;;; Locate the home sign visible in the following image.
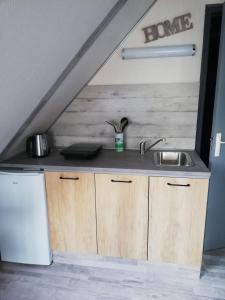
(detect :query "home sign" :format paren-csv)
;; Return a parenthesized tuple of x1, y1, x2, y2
(142, 13, 193, 43)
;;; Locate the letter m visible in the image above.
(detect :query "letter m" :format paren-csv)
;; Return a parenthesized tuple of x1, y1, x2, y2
(163, 17, 181, 36)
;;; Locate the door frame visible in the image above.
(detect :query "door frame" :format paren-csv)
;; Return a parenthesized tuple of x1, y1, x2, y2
(195, 4, 223, 161)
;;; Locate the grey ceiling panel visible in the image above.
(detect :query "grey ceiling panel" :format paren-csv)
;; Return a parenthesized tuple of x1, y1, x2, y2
(1, 0, 156, 159)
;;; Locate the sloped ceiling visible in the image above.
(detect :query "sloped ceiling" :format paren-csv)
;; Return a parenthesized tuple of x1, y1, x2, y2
(0, 0, 156, 160)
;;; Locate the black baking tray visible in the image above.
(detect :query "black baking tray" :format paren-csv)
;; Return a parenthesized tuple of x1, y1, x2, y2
(60, 143, 102, 159)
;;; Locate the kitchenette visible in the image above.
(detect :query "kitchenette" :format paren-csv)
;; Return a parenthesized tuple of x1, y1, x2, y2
(0, 3, 212, 273)
(2, 1, 225, 299)
(0, 137, 210, 271)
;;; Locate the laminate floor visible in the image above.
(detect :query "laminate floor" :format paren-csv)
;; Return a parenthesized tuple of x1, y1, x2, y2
(0, 249, 225, 300)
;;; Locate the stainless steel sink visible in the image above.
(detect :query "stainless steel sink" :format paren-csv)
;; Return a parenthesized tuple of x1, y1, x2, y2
(154, 151, 194, 167)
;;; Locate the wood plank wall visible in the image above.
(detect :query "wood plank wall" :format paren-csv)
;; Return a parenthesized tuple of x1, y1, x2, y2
(49, 82, 199, 150)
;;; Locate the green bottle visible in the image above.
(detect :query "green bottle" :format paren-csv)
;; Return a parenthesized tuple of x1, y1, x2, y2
(115, 133, 124, 152)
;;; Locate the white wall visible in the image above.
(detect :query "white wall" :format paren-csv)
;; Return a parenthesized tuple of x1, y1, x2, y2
(0, 0, 117, 153)
(90, 0, 223, 85)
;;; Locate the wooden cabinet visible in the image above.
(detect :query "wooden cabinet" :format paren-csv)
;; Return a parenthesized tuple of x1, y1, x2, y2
(95, 174, 148, 260)
(148, 177, 209, 267)
(45, 172, 97, 254)
(45, 170, 209, 267)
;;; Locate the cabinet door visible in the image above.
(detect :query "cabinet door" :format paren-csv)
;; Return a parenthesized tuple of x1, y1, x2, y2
(45, 172, 97, 254)
(148, 177, 209, 267)
(95, 174, 148, 260)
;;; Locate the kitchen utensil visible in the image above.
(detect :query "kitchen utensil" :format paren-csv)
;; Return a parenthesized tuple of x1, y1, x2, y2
(26, 134, 50, 158)
(106, 121, 118, 133)
(106, 117, 129, 133)
(60, 143, 102, 159)
(120, 117, 129, 132)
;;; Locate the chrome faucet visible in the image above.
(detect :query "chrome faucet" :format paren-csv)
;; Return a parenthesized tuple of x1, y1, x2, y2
(140, 138, 166, 155)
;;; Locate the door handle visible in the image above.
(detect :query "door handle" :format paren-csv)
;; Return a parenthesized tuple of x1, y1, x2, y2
(111, 179, 132, 183)
(215, 133, 225, 157)
(167, 183, 190, 187)
(59, 176, 79, 181)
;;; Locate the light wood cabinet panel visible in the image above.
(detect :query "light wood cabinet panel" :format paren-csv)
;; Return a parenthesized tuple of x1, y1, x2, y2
(45, 172, 97, 254)
(148, 177, 209, 267)
(95, 174, 148, 260)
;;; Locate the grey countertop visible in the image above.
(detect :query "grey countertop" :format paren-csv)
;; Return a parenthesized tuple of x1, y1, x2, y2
(0, 149, 210, 179)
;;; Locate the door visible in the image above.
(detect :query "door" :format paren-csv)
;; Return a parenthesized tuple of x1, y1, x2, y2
(0, 172, 51, 265)
(148, 177, 209, 267)
(95, 174, 148, 260)
(204, 3, 225, 250)
(45, 172, 97, 254)
(195, 4, 222, 166)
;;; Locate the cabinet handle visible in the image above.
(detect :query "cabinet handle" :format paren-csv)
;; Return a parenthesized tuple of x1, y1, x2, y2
(59, 176, 79, 181)
(111, 179, 132, 183)
(167, 183, 190, 187)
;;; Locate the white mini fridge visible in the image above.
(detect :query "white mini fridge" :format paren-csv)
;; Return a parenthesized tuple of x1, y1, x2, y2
(0, 171, 52, 265)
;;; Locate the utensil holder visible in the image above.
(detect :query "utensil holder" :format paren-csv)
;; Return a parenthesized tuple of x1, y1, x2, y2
(115, 133, 124, 152)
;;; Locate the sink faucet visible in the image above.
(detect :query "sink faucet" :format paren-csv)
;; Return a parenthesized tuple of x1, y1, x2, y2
(140, 138, 166, 155)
